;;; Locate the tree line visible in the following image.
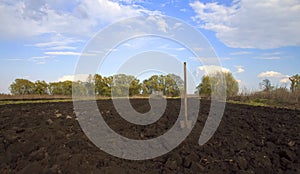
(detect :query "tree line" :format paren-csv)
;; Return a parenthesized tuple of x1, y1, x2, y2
(11, 73, 299, 98)
(9, 72, 242, 98)
(259, 74, 300, 93)
(9, 74, 184, 97)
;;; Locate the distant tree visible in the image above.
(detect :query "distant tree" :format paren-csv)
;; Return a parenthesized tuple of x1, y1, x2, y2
(197, 72, 239, 97)
(165, 74, 183, 97)
(142, 75, 160, 94)
(142, 74, 183, 97)
(72, 81, 87, 96)
(260, 79, 274, 92)
(85, 74, 94, 96)
(62, 81, 73, 95)
(111, 74, 141, 97)
(10, 79, 35, 95)
(289, 74, 300, 93)
(49, 81, 73, 95)
(49, 82, 62, 95)
(225, 72, 239, 97)
(129, 78, 141, 96)
(34, 80, 48, 95)
(103, 76, 113, 96)
(93, 74, 114, 96)
(197, 76, 211, 97)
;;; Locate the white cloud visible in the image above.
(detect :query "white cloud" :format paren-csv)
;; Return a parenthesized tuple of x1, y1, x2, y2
(30, 34, 82, 50)
(180, 8, 187, 12)
(28, 56, 52, 64)
(0, 0, 156, 39)
(254, 56, 281, 60)
(0, 58, 24, 61)
(280, 78, 290, 83)
(197, 65, 230, 76)
(230, 51, 252, 55)
(158, 44, 186, 51)
(175, 47, 185, 51)
(45, 51, 82, 56)
(262, 52, 282, 56)
(257, 71, 291, 83)
(258, 71, 285, 78)
(254, 52, 282, 60)
(44, 51, 95, 56)
(30, 56, 51, 59)
(46, 46, 77, 50)
(258, 71, 291, 84)
(58, 74, 90, 82)
(147, 15, 168, 32)
(190, 0, 300, 49)
(234, 66, 244, 73)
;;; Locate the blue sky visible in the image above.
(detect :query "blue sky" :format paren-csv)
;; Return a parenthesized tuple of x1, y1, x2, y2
(0, 0, 299, 94)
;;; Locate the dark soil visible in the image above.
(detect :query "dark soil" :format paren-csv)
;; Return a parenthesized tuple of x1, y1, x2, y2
(0, 99, 299, 173)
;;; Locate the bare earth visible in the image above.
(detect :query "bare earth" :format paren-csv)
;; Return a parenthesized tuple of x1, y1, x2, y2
(0, 99, 299, 173)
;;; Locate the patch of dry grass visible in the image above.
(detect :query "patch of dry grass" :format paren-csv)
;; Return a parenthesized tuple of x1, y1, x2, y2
(229, 88, 300, 109)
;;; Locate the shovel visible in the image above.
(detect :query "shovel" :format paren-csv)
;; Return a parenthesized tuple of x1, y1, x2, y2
(180, 62, 192, 129)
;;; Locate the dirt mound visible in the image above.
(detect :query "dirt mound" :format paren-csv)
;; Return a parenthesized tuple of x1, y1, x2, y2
(0, 99, 299, 173)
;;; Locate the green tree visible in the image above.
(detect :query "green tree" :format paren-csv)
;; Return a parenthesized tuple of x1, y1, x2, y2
(103, 76, 113, 96)
(142, 75, 160, 94)
(141, 74, 182, 97)
(111, 74, 141, 97)
(289, 74, 300, 93)
(94, 74, 113, 96)
(225, 72, 239, 97)
(197, 72, 239, 97)
(260, 79, 273, 92)
(49, 81, 73, 95)
(49, 82, 62, 95)
(85, 74, 94, 96)
(72, 81, 87, 96)
(164, 74, 183, 97)
(62, 81, 73, 95)
(10, 79, 35, 95)
(197, 76, 211, 97)
(129, 78, 141, 96)
(34, 80, 48, 95)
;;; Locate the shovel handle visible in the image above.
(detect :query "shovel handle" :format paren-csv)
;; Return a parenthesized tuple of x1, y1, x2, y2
(184, 62, 188, 123)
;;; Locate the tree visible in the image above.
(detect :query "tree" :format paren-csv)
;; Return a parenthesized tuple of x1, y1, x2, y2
(62, 81, 73, 95)
(225, 72, 239, 97)
(34, 80, 48, 95)
(165, 74, 183, 97)
(289, 74, 300, 93)
(94, 74, 113, 96)
(49, 81, 73, 95)
(197, 72, 239, 97)
(197, 76, 211, 97)
(10, 79, 35, 95)
(85, 74, 94, 96)
(129, 78, 141, 96)
(142, 74, 183, 97)
(260, 79, 273, 92)
(142, 75, 160, 94)
(111, 74, 141, 97)
(72, 81, 87, 96)
(49, 82, 63, 95)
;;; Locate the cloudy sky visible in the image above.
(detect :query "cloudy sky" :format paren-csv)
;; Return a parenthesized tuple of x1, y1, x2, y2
(1, 0, 299, 93)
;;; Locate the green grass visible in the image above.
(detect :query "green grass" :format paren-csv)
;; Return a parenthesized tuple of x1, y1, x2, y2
(227, 99, 300, 110)
(0, 99, 73, 105)
(228, 100, 268, 107)
(2, 97, 297, 110)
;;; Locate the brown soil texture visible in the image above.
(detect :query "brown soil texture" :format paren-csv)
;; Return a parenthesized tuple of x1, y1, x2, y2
(0, 99, 299, 174)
